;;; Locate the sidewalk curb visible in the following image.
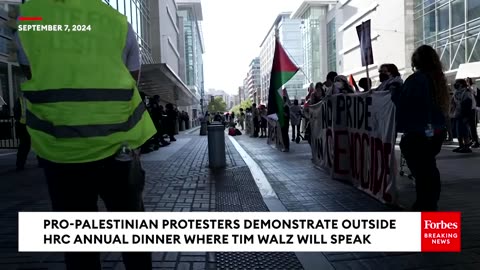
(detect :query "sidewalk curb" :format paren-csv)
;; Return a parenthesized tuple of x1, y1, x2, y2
(184, 126, 201, 135)
(228, 136, 335, 270)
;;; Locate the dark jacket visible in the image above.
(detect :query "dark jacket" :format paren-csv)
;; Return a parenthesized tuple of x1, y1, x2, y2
(392, 71, 446, 134)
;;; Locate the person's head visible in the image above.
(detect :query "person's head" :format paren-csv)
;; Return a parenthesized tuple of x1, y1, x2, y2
(411, 45, 449, 114)
(293, 99, 299, 106)
(378, 64, 400, 82)
(252, 103, 256, 108)
(334, 76, 345, 89)
(454, 79, 468, 90)
(359, 77, 372, 91)
(466, 77, 474, 86)
(240, 108, 244, 112)
(326, 72, 338, 83)
(153, 95, 160, 103)
(166, 103, 174, 110)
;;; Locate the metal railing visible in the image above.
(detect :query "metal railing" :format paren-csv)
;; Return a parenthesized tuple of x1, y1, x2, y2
(0, 116, 19, 149)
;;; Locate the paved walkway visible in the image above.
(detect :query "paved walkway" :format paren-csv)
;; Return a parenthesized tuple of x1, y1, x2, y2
(1, 127, 480, 269)
(0, 129, 304, 270)
(232, 134, 480, 269)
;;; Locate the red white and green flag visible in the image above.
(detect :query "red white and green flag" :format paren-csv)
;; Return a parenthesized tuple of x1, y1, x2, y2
(267, 39, 299, 128)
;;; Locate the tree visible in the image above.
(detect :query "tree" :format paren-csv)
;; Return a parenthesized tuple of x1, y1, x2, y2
(208, 96, 227, 113)
(231, 99, 253, 115)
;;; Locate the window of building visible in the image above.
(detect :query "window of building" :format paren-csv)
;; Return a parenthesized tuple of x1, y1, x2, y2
(468, 0, 480, 22)
(452, 0, 465, 27)
(424, 10, 436, 38)
(437, 3, 449, 32)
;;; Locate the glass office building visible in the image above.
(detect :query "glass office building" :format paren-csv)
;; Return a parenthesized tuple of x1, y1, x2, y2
(414, 0, 480, 74)
(103, 0, 154, 64)
(297, 6, 329, 86)
(0, 2, 25, 118)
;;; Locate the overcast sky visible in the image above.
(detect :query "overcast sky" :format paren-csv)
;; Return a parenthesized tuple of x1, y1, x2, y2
(201, 0, 302, 95)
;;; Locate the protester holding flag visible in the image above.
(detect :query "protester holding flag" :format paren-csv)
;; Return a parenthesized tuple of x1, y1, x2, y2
(266, 38, 300, 152)
(375, 64, 403, 92)
(394, 45, 449, 211)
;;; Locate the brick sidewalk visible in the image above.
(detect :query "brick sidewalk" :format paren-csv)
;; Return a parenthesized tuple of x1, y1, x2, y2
(0, 133, 304, 270)
(233, 135, 480, 269)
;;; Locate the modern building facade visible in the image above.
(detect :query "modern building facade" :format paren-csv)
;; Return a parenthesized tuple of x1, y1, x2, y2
(0, 1, 23, 120)
(246, 57, 261, 104)
(411, 0, 480, 82)
(177, 0, 205, 115)
(293, 0, 410, 87)
(103, 0, 200, 116)
(260, 12, 305, 104)
(292, 2, 335, 88)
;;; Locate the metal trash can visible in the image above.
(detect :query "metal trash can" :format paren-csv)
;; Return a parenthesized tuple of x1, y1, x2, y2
(207, 123, 226, 169)
(200, 120, 208, 136)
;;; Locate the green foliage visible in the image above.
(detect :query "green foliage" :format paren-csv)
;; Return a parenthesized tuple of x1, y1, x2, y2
(231, 99, 253, 115)
(207, 96, 227, 113)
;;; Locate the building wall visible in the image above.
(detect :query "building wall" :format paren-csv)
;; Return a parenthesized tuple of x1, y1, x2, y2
(412, 0, 480, 80)
(301, 6, 329, 85)
(155, 0, 181, 73)
(333, 0, 407, 85)
(260, 13, 305, 104)
(278, 18, 305, 100)
(0, 1, 24, 117)
(104, 0, 154, 64)
(247, 57, 260, 103)
(260, 29, 275, 104)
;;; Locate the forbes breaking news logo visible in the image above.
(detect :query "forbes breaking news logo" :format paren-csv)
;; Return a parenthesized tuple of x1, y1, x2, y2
(421, 212, 461, 252)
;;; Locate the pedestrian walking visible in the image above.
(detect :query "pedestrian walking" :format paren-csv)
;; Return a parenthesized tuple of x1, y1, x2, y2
(450, 79, 474, 153)
(252, 103, 260, 137)
(466, 77, 479, 148)
(259, 105, 267, 138)
(238, 108, 245, 130)
(393, 45, 449, 211)
(290, 99, 302, 142)
(16, 0, 155, 269)
(281, 96, 290, 152)
(13, 95, 31, 171)
(165, 103, 177, 142)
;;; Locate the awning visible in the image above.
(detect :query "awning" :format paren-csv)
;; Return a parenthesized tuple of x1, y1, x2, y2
(139, 63, 199, 106)
(455, 61, 480, 80)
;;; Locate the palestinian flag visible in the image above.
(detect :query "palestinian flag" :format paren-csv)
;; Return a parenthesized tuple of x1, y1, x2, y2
(267, 39, 299, 128)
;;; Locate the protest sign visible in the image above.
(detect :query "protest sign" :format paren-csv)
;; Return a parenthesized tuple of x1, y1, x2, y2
(309, 91, 397, 203)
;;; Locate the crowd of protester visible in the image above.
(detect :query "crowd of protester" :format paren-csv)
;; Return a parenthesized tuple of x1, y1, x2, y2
(140, 94, 195, 154)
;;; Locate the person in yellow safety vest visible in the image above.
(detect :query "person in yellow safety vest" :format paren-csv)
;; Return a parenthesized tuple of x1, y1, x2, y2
(13, 95, 31, 171)
(16, 0, 156, 269)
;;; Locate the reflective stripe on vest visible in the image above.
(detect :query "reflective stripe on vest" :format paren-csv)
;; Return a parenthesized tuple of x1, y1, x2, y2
(18, 0, 156, 163)
(23, 88, 134, 103)
(26, 101, 146, 138)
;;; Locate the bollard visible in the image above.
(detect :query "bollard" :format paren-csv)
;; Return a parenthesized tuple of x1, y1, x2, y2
(207, 123, 226, 169)
(200, 120, 208, 136)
